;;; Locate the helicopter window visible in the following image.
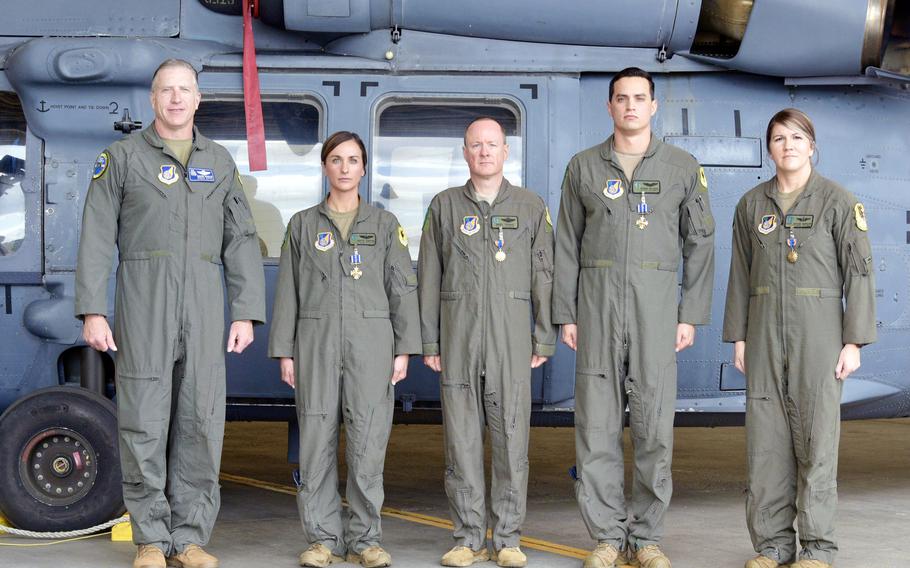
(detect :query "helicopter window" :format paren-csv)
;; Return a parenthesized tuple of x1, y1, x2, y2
(0, 92, 27, 259)
(194, 98, 321, 259)
(371, 102, 522, 260)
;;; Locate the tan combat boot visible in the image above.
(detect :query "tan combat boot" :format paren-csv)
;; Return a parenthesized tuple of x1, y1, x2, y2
(299, 543, 344, 567)
(166, 544, 218, 568)
(134, 545, 166, 568)
(492, 546, 528, 568)
(790, 560, 832, 568)
(347, 545, 392, 568)
(583, 543, 620, 568)
(745, 554, 782, 568)
(616, 548, 636, 568)
(440, 545, 490, 567)
(628, 545, 671, 568)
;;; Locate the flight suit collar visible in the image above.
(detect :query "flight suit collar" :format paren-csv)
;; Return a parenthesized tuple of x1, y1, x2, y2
(462, 177, 514, 207)
(141, 122, 211, 153)
(599, 134, 661, 164)
(317, 195, 377, 228)
(764, 168, 821, 201)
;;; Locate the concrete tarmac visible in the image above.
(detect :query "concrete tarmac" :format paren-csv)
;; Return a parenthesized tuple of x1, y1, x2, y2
(2, 419, 908, 567)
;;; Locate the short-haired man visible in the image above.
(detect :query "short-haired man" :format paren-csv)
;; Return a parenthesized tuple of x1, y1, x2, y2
(554, 67, 715, 568)
(75, 59, 265, 568)
(419, 117, 556, 567)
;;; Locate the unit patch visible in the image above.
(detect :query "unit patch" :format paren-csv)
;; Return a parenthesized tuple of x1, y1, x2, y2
(350, 233, 376, 246)
(491, 215, 519, 229)
(158, 165, 180, 186)
(188, 167, 215, 182)
(757, 214, 777, 235)
(631, 180, 661, 194)
(461, 215, 480, 236)
(92, 152, 109, 180)
(314, 231, 335, 251)
(603, 179, 624, 199)
(397, 226, 409, 247)
(854, 203, 868, 231)
(784, 214, 814, 229)
(698, 167, 708, 191)
(545, 207, 553, 232)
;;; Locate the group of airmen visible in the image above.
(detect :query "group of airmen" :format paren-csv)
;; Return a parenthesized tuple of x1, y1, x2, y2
(74, 59, 876, 568)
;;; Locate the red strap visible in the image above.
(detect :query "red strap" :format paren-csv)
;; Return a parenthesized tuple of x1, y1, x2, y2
(242, 0, 267, 171)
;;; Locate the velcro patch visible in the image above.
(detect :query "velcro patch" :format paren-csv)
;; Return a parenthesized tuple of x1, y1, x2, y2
(631, 180, 661, 194)
(350, 233, 376, 246)
(784, 214, 814, 229)
(491, 215, 519, 229)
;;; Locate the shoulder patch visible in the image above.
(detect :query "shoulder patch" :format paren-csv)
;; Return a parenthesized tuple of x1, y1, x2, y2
(854, 203, 868, 232)
(281, 226, 291, 251)
(698, 167, 708, 192)
(92, 152, 110, 180)
(545, 207, 553, 232)
(397, 225, 409, 247)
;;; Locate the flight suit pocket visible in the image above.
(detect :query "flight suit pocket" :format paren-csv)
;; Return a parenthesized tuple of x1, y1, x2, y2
(847, 240, 872, 276)
(226, 194, 257, 237)
(686, 195, 715, 237)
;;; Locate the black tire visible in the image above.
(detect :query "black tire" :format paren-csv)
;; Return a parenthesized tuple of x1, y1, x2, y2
(0, 386, 124, 531)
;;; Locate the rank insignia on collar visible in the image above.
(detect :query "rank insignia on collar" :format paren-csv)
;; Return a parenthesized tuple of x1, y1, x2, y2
(158, 164, 179, 186)
(461, 215, 480, 236)
(757, 214, 777, 235)
(603, 179, 624, 200)
(92, 152, 109, 180)
(854, 203, 868, 231)
(314, 231, 335, 251)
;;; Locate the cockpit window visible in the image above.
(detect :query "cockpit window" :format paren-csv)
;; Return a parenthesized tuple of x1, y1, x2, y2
(194, 99, 322, 258)
(371, 102, 522, 260)
(0, 92, 27, 258)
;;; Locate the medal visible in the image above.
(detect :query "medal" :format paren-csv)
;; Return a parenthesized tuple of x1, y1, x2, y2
(636, 195, 651, 230)
(495, 227, 506, 262)
(350, 247, 363, 279)
(787, 231, 798, 264)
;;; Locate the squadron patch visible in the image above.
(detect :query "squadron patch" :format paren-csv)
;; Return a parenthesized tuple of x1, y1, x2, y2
(461, 215, 480, 236)
(314, 231, 335, 251)
(545, 207, 553, 232)
(158, 165, 180, 186)
(698, 167, 708, 192)
(603, 179, 624, 200)
(757, 214, 777, 235)
(92, 152, 109, 180)
(854, 203, 868, 231)
(397, 226, 409, 247)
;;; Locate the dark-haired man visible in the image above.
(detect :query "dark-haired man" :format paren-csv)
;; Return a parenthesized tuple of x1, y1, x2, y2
(554, 67, 715, 568)
(76, 59, 265, 568)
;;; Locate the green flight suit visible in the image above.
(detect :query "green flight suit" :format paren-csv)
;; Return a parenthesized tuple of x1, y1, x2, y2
(268, 201, 420, 556)
(553, 136, 715, 551)
(723, 171, 876, 565)
(74, 124, 266, 555)
(418, 180, 556, 551)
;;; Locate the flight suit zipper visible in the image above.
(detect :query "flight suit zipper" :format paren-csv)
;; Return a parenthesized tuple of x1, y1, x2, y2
(480, 205, 490, 376)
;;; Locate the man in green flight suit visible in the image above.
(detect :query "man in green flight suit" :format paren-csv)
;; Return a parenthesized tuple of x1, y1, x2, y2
(75, 59, 266, 568)
(554, 67, 715, 568)
(419, 117, 556, 568)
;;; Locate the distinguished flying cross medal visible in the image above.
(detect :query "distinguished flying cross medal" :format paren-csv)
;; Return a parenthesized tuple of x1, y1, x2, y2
(350, 247, 363, 280)
(787, 230, 798, 263)
(636, 195, 651, 230)
(495, 227, 506, 262)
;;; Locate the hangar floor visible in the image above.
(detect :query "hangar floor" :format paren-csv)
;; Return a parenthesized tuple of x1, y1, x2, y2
(3, 419, 908, 568)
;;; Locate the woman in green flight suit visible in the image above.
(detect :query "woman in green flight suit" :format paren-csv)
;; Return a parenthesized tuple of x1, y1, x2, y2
(268, 131, 421, 568)
(723, 109, 876, 568)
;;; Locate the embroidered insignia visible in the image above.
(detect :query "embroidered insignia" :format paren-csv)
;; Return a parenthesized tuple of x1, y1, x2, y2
(757, 214, 777, 235)
(158, 165, 179, 186)
(698, 167, 708, 191)
(188, 167, 215, 182)
(92, 152, 109, 180)
(314, 231, 335, 251)
(461, 215, 480, 236)
(397, 226, 409, 247)
(603, 179, 624, 200)
(854, 203, 868, 232)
